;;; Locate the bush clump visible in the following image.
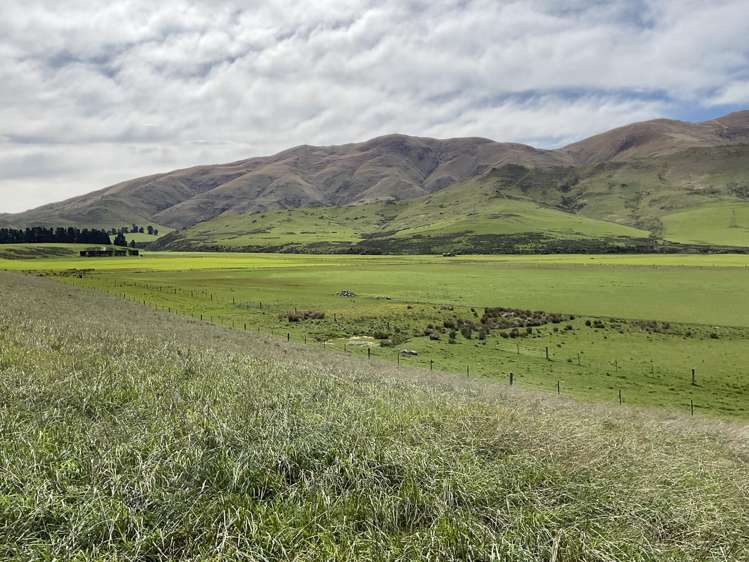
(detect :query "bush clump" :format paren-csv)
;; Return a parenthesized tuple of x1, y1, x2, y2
(287, 310, 325, 322)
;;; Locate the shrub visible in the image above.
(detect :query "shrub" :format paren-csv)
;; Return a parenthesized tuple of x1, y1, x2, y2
(287, 310, 326, 322)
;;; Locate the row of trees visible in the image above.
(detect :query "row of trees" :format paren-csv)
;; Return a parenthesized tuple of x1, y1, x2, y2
(110, 224, 159, 236)
(111, 233, 139, 248)
(0, 227, 112, 245)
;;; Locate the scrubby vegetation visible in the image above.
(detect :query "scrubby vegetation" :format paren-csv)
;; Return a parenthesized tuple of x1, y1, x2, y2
(0, 271, 747, 560)
(287, 309, 326, 322)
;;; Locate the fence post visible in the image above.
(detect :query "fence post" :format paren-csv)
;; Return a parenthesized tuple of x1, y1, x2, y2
(367, 348, 371, 360)
(545, 346, 549, 361)
(557, 381, 560, 395)
(618, 389, 622, 405)
(430, 359, 433, 371)
(691, 368, 696, 386)
(287, 332, 290, 342)
(509, 372, 514, 386)
(690, 399, 694, 416)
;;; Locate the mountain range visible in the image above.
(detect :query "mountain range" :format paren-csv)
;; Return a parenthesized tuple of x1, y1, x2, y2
(3, 110, 749, 253)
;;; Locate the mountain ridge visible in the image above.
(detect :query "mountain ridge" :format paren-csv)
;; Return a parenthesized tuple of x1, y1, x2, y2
(3, 110, 749, 251)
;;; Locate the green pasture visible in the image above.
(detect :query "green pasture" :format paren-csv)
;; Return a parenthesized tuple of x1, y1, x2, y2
(5, 249, 746, 417)
(0, 243, 89, 259)
(662, 200, 749, 247)
(2, 271, 746, 559)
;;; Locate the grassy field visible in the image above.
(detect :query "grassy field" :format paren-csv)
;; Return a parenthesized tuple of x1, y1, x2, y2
(0, 271, 747, 560)
(4, 250, 748, 418)
(662, 200, 749, 247)
(0, 243, 90, 259)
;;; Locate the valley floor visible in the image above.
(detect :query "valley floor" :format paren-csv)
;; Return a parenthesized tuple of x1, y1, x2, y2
(0, 271, 747, 560)
(5, 250, 748, 418)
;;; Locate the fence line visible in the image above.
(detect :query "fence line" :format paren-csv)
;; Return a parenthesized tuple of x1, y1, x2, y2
(67, 277, 709, 417)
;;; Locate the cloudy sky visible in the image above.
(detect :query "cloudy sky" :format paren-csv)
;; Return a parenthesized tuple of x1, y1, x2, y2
(1, 0, 748, 213)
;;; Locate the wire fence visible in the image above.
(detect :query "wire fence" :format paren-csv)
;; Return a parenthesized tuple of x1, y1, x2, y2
(65, 277, 714, 417)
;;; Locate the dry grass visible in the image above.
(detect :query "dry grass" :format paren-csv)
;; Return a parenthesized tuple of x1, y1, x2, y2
(0, 272, 746, 560)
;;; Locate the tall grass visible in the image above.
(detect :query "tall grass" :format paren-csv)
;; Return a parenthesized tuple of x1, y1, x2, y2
(0, 272, 746, 560)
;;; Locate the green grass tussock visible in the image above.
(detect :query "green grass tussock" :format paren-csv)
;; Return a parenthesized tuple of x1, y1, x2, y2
(0, 272, 747, 560)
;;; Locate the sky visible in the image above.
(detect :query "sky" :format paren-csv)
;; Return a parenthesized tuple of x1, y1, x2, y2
(1, 0, 748, 213)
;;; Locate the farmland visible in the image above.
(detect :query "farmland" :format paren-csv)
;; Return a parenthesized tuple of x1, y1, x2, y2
(4, 250, 748, 418)
(0, 270, 747, 560)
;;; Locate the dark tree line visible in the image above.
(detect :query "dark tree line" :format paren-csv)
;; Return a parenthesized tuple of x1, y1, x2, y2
(110, 224, 159, 236)
(0, 227, 112, 245)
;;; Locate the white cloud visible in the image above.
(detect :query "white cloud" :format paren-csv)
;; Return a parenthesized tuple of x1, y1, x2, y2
(709, 81, 749, 106)
(0, 0, 747, 212)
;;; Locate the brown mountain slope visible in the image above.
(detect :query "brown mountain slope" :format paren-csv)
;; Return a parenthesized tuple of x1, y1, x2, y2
(561, 110, 749, 164)
(1, 110, 747, 231)
(153, 136, 571, 228)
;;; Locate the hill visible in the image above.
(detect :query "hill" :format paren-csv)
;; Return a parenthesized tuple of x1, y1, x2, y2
(1, 271, 746, 559)
(155, 178, 654, 253)
(3, 110, 749, 250)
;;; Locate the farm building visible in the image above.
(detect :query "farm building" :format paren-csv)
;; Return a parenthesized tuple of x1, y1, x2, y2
(80, 247, 139, 257)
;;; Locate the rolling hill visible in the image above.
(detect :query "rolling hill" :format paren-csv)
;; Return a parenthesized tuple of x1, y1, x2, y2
(3, 110, 749, 251)
(156, 178, 654, 254)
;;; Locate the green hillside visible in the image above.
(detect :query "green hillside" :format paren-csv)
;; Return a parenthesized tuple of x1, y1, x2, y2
(157, 180, 653, 253)
(156, 144, 749, 253)
(570, 145, 749, 232)
(661, 200, 749, 247)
